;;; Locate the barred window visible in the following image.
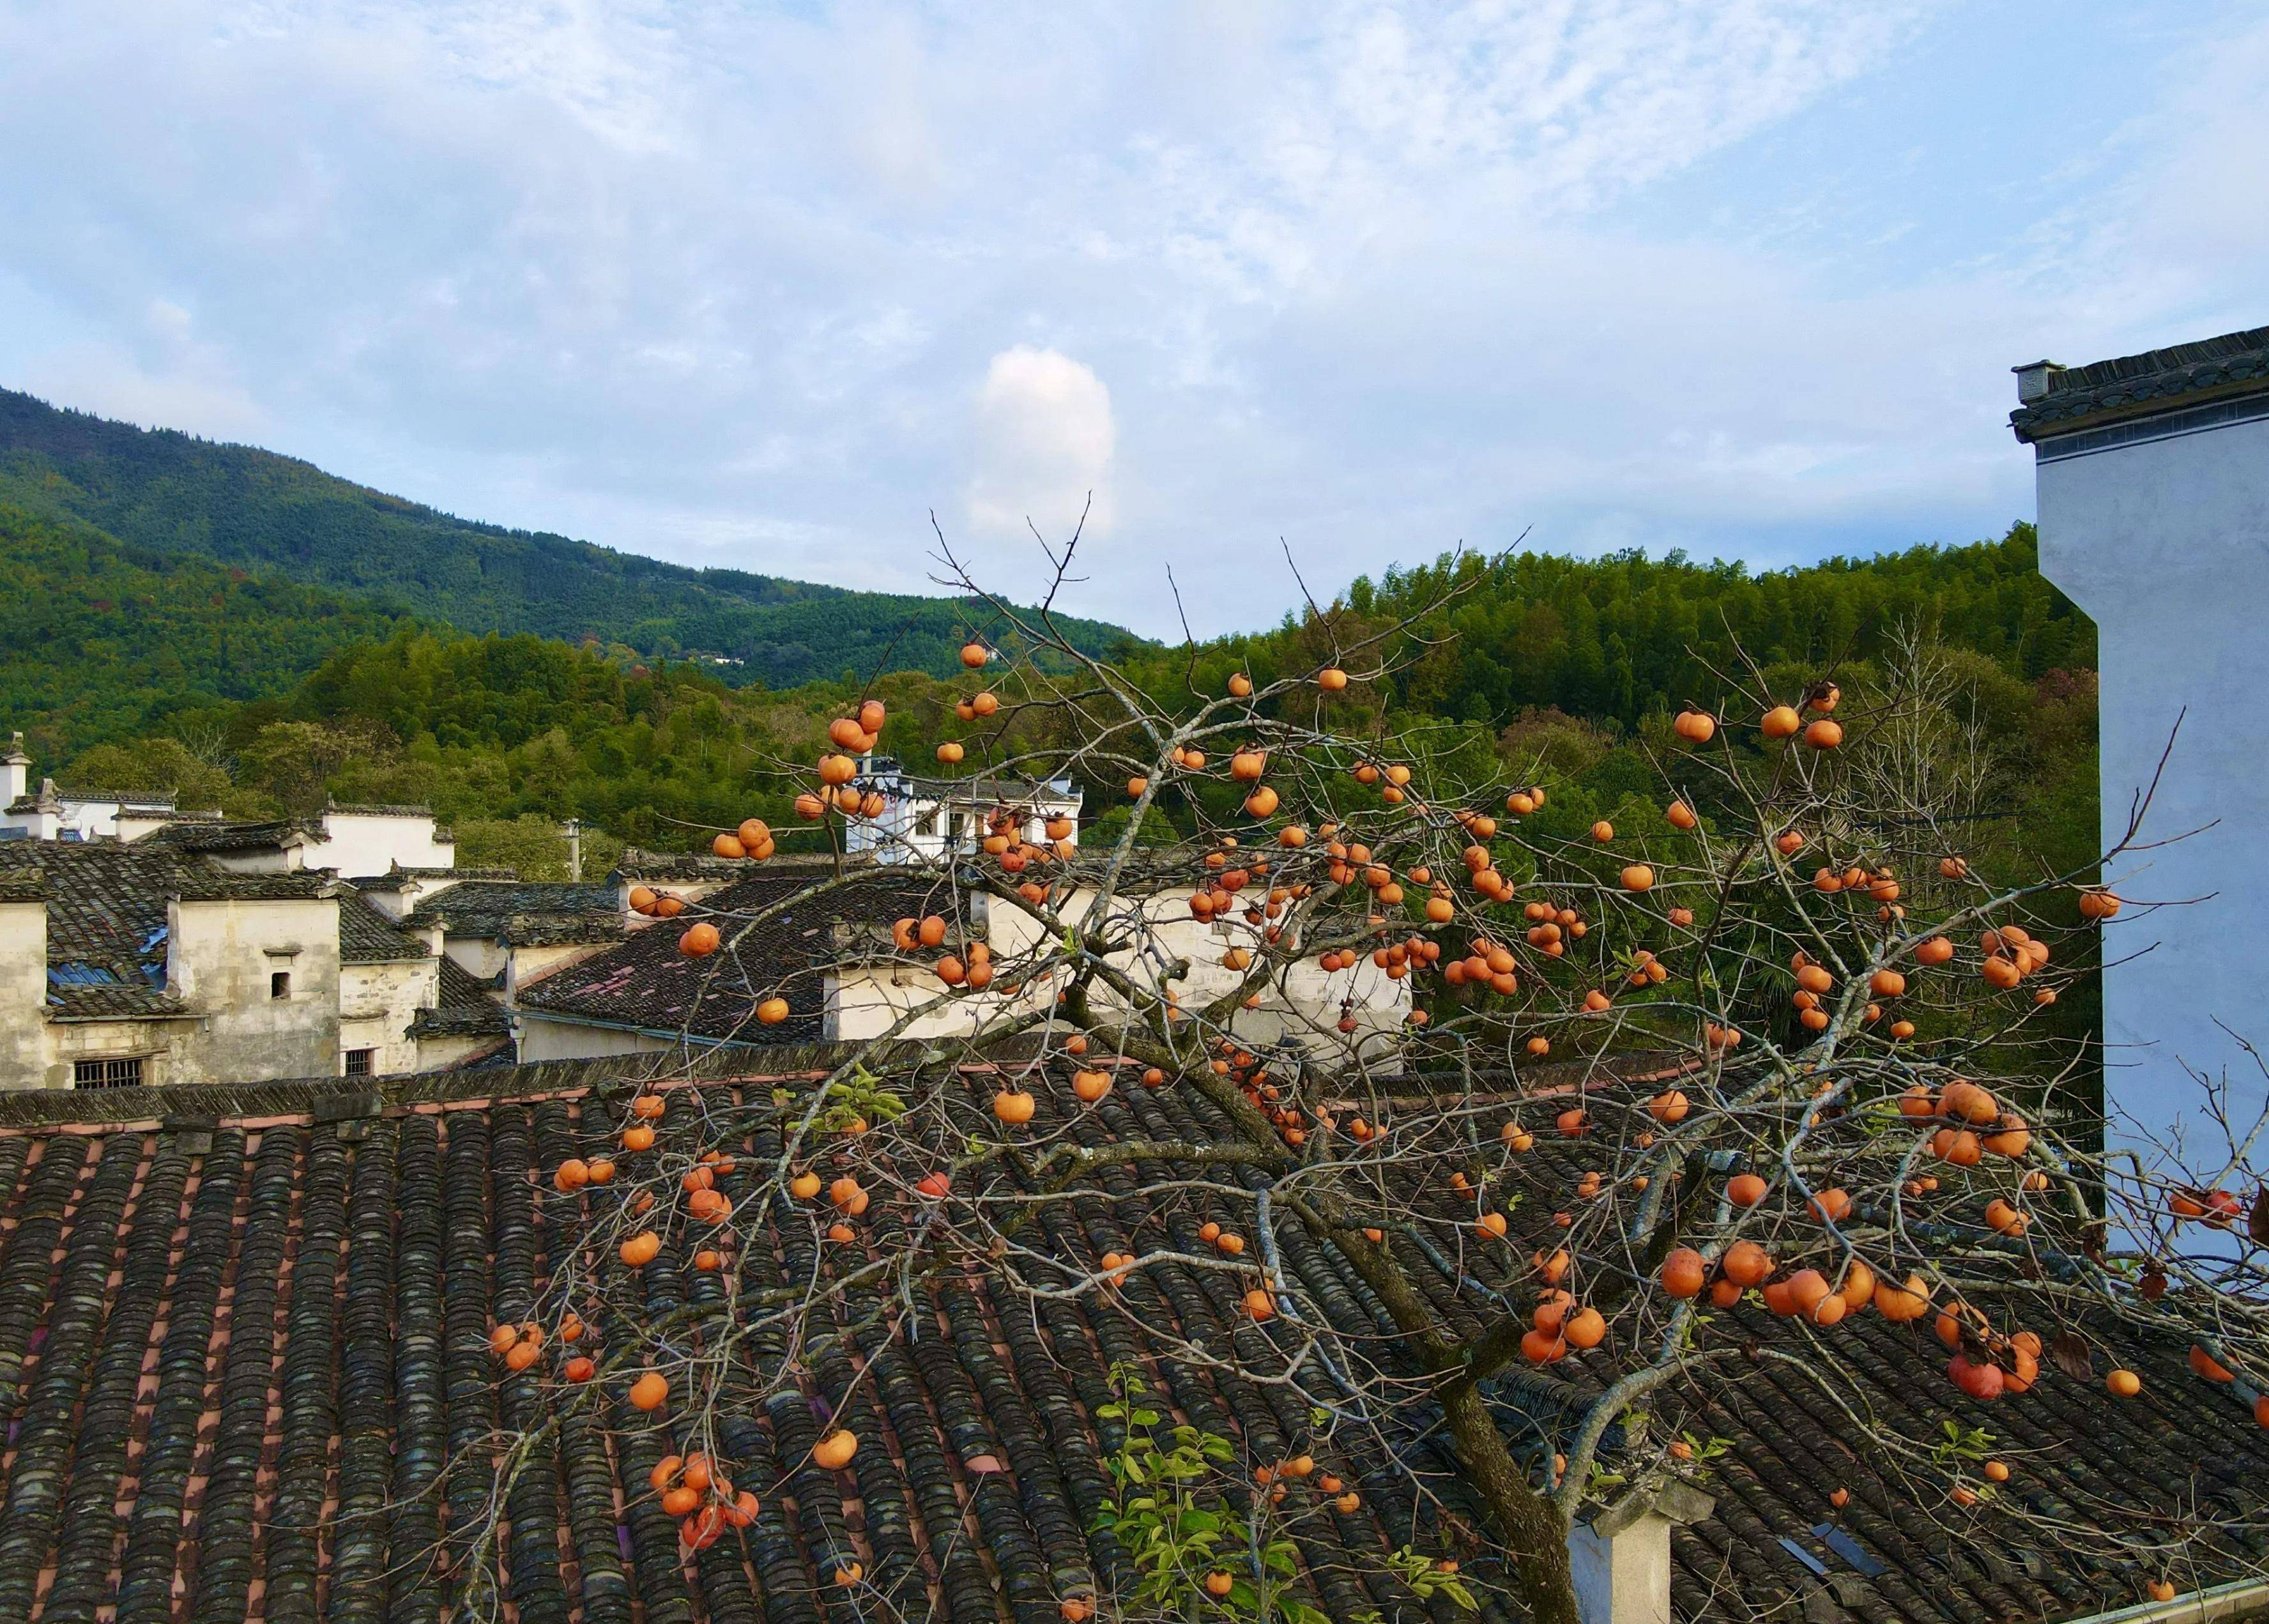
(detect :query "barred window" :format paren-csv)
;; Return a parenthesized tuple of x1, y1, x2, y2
(73, 1055, 144, 1089)
(344, 1048, 374, 1077)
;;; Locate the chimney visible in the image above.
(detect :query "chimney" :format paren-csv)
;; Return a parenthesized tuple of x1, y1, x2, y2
(3, 733, 28, 806)
(2012, 358, 2060, 404)
(1568, 1481, 1714, 1624)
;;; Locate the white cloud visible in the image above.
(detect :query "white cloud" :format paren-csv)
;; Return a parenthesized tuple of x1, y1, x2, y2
(966, 346, 1115, 544)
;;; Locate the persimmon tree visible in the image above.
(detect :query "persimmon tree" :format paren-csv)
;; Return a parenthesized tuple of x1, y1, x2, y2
(460, 535, 2268, 1624)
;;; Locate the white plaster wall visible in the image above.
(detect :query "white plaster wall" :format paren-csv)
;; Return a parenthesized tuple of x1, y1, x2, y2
(517, 1014, 673, 1062)
(165, 896, 341, 1084)
(45, 1018, 199, 1090)
(0, 900, 47, 1090)
(510, 942, 613, 991)
(415, 1029, 510, 1069)
(358, 877, 458, 919)
(846, 785, 1081, 863)
(339, 956, 439, 1076)
(56, 799, 123, 839)
(2035, 414, 2269, 1167)
(202, 846, 302, 875)
(312, 811, 454, 876)
(444, 935, 511, 982)
(1568, 1515, 1672, 1624)
(831, 884, 1410, 1054)
(0, 812, 59, 840)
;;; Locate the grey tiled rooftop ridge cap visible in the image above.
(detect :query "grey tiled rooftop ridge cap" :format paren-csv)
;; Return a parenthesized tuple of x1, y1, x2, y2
(2012, 322, 2269, 441)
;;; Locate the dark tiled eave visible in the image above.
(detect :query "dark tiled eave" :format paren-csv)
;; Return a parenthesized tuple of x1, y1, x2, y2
(2012, 323, 2269, 442)
(0, 1061, 2252, 1623)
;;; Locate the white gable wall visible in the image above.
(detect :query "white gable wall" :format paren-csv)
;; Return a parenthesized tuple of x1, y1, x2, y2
(2034, 410, 2269, 1165)
(313, 810, 455, 876)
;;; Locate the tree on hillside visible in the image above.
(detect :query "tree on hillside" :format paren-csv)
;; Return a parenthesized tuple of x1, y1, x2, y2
(61, 737, 232, 809)
(431, 537, 2261, 1624)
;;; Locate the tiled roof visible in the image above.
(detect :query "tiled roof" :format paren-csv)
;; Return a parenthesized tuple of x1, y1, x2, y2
(518, 865, 955, 1043)
(172, 870, 337, 902)
(325, 800, 436, 816)
(53, 784, 178, 807)
(409, 953, 513, 1038)
(0, 843, 184, 984)
(405, 880, 625, 946)
(613, 845, 745, 882)
(339, 887, 435, 963)
(348, 864, 519, 885)
(2012, 323, 2269, 441)
(0, 1061, 2253, 1623)
(43, 983, 193, 1019)
(0, 843, 346, 998)
(149, 816, 320, 853)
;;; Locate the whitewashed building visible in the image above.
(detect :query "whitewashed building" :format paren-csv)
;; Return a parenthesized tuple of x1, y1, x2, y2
(2013, 323, 2269, 1164)
(844, 756, 1083, 862)
(2, 736, 195, 843)
(515, 854, 1412, 1064)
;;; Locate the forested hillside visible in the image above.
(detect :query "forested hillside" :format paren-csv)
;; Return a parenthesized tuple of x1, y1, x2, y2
(1205, 524, 2089, 726)
(49, 522, 2093, 873)
(0, 503, 407, 753)
(47, 519, 2101, 1061)
(0, 387, 1137, 686)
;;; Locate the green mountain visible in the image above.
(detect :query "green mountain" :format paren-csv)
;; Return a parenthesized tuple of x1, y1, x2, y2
(0, 387, 1139, 687)
(0, 502, 408, 757)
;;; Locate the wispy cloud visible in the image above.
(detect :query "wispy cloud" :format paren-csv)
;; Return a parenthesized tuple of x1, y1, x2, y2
(0, 1, 2261, 636)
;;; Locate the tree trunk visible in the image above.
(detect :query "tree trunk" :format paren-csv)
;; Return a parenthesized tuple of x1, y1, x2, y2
(1441, 1380, 1584, 1624)
(1303, 1212, 1585, 1624)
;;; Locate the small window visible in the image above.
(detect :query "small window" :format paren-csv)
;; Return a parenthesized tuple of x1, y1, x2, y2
(344, 1048, 374, 1077)
(73, 1055, 144, 1089)
(271, 971, 291, 1000)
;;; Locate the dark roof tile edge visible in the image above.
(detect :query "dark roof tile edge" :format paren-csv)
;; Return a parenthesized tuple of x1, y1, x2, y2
(2012, 323, 2269, 441)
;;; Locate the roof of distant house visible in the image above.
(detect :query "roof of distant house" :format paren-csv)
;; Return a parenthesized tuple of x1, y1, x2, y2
(2012, 323, 2269, 442)
(403, 879, 625, 947)
(346, 864, 520, 886)
(612, 846, 745, 882)
(337, 887, 435, 964)
(0, 1058, 2253, 1623)
(0, 842, 197, 986)
(149, 817, 321, 854)
(323, 800, 438, 818)
(53, 784, 179, 808)
(4, 778, 179, 813)
(407, 953, 512, 1039)
(0, 843, 347, 1011)
(517, 862, 955, 1042)
(43, 983, 194, 1020)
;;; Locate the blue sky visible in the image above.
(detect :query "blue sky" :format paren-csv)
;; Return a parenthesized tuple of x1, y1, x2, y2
(3, 1, 2264, 638)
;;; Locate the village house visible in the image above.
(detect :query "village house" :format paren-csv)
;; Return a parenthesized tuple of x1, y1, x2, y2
(2014, 322, 2269, 1159)
(399, 878, 626, 993)
(0, 749, 522, 1085)
(0, 837, 516, 1088)
(515, 851, 1412, 1063)
(2, 737, 462, 867)
(844, 755, 1083, 862)
(1, 734, 201, 841)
